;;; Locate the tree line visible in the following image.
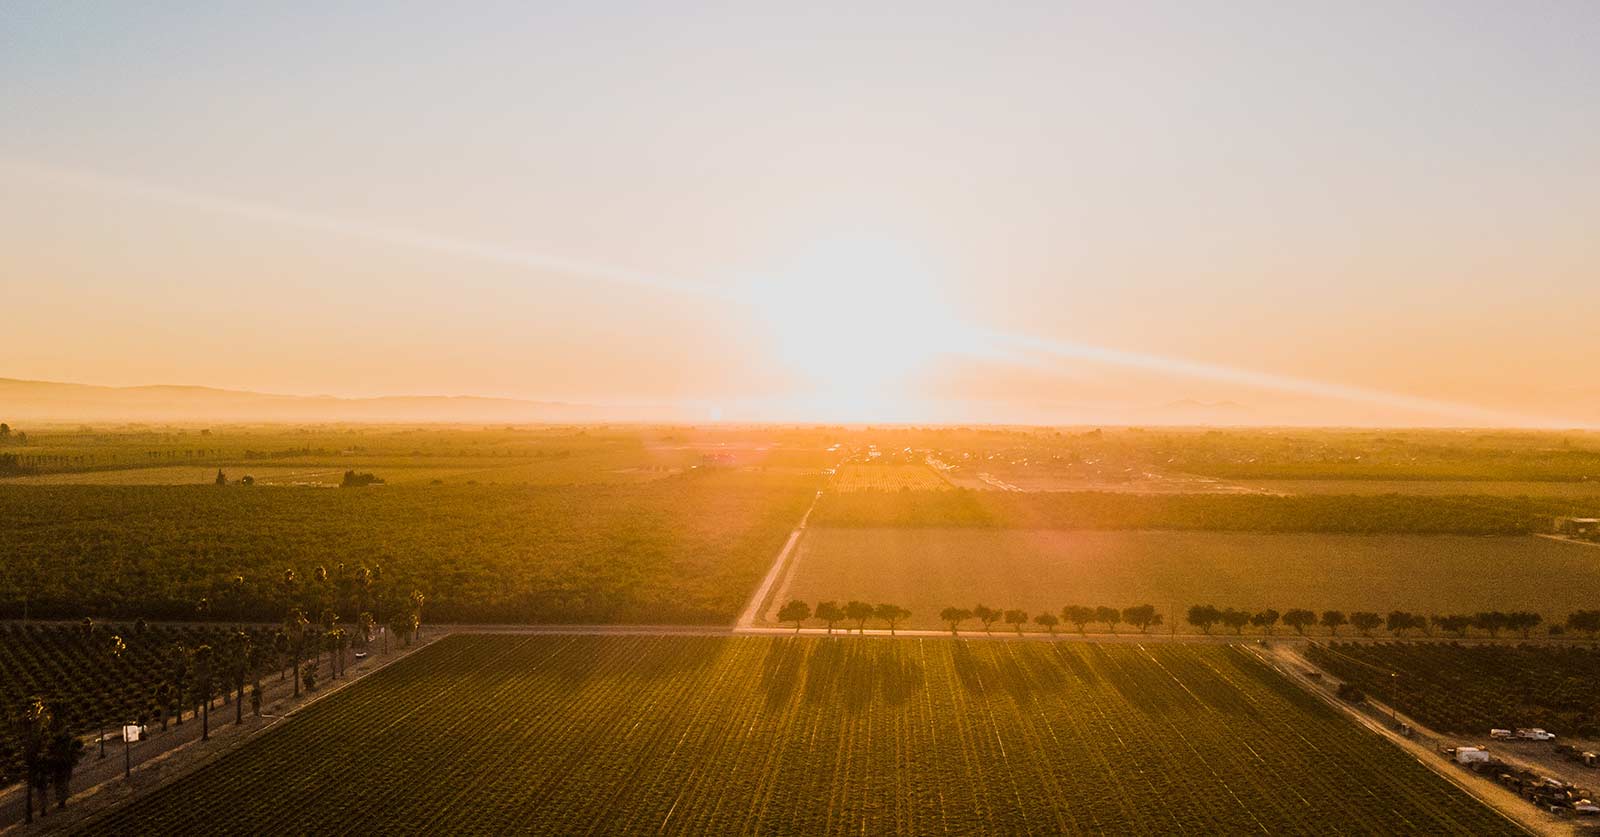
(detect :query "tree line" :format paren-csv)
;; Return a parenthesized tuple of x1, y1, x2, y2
(774, 600, 1600, 640)
(1183, 607, 1600, 639)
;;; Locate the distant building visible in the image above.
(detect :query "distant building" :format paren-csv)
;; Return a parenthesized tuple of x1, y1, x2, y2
(1554, 517, 1600, 539)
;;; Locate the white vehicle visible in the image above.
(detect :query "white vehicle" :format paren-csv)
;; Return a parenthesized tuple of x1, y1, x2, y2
(1516, 728, 1556, 741)
(1490, 729, 1515, 740)
(1573, 800, 1600, 817)
(1454, 746, 1492, 764)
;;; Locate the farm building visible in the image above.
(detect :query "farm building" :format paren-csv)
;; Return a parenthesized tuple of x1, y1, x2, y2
(1554, 517, 1600, 539)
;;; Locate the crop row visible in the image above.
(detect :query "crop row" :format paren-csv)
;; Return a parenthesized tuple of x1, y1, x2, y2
(83, 635, 1519, 835)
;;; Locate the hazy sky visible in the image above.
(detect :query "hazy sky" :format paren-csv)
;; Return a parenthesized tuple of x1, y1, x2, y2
(3, 2, 1598, 425)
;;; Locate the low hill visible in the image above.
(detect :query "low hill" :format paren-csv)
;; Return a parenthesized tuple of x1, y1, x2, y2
(0, 378, 661, 423)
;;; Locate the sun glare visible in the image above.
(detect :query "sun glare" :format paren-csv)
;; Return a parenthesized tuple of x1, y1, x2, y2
(745, 237, 965, 421)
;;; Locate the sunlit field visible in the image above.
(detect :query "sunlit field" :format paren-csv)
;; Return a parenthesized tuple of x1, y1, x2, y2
(77, 635, 1520, 836)
(10, 4, 1600, 833)
(829, 463, 950, 492)
(0, 471, 820, 623)
(776, 528, 1600, 632)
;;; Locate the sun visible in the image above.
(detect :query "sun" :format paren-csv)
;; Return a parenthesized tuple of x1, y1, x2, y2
(744, 236, 964, 420)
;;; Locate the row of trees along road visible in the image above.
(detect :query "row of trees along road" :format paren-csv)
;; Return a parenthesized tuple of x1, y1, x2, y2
(7, 578, 427, 822)
(776, 601, 912, 634)
(773, 602, 1165, 635)
(11, 696, 83, 824)
(1185, 607, 1600, 638)
(773, 602, 1600, 640)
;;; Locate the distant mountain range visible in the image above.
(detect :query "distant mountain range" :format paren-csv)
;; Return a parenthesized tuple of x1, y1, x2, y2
(0, 378, 671, 424)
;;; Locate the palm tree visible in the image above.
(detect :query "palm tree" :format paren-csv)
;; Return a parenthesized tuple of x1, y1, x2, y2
(407, 590, 427, 641)
(286, 611, 309, 697)
(192, 644, 214, 741)
(167, 643, 191, 726)
(229, 575, 246, 626)
(369, 565, 388, 652)
(45, 716, 85, 810)
(357, 612, 375, 652)
(321, 609, 340, 676)
(355, 564, 373, 619)
(273, 630, 289, 681)
(313, 565, 329, 620)
(281, 568, 298, 620)
(227, 631, 252, 725)
(99, 634, 125, 759)
(17, 696, 51, 824)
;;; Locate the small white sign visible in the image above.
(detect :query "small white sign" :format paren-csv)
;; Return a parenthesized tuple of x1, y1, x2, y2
(123, 725, 140, 743)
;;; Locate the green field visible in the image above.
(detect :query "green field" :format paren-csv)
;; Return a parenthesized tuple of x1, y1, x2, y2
(0, 470, 819, 623)
(775, 528, 1600, 632)
(79, 634, 1517, 835)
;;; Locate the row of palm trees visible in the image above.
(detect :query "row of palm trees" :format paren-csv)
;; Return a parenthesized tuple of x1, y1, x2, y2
(17, 581, 429, 821)
(13, 697, 84, 824)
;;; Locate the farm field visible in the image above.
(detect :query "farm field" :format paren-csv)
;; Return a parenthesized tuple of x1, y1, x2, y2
(1236, 479, 1600, 498)
(78, 634, 1519, 836)
(830, 463, 949, 492)
(775, 528, 1600, 632)
(811, 488, 1600, 534)
(0, 469, 820, 624)
(1305, 642, 1600, 738)
(0, 425, 842, 485)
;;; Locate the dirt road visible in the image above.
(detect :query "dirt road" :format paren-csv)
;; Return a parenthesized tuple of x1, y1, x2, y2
(734, 489, 822, 630)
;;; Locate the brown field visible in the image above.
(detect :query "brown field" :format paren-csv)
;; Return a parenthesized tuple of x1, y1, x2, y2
(773, 527, 1600, 632)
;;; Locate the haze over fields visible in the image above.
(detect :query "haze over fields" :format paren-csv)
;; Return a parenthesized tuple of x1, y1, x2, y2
(5, 3, 1600, 427)
(10, 5, 1600, 835)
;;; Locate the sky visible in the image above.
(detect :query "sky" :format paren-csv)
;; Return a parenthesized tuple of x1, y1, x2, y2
(2, 1, 1598, 426)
